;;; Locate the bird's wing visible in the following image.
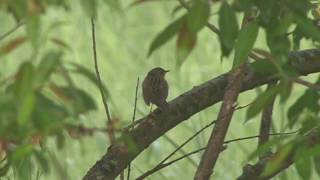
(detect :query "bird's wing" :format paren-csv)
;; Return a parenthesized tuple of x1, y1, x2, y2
(142, 78, 151, 106)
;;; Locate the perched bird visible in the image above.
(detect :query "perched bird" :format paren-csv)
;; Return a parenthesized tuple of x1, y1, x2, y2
(142, 67, 169, 110)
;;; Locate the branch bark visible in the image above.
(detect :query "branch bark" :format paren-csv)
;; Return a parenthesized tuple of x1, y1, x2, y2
(83, 49, 320, 180)
(194, 64, 247, 179)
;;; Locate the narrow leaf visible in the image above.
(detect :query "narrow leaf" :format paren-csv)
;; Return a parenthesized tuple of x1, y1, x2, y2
(233, 21, 259, 69)
(246, 85, 280, 121)
(219, 1, 239, 57)
(36, 51, 62, 88)
(148, 15, 186, 57)
(176, 23, 197, 66)
(187, 1, 210, 33)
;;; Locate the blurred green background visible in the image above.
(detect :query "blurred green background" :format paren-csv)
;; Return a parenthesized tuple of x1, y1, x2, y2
(0, 0, 318, 179)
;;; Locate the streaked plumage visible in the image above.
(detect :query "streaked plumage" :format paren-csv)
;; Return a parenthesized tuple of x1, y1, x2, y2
(142, 67, 169, 110)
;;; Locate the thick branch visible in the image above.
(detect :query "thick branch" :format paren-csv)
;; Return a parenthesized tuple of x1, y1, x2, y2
(83, 49, 320, 180)
(195, 64, 247, 179)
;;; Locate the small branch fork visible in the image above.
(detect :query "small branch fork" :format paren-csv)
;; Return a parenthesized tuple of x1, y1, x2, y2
(136, 131, 298, 180)
(194, 9, 257, 179)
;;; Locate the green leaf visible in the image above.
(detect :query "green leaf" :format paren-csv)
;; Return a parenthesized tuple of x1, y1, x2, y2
(219, 1, 239, 57)
(176, 23, 197, 66)
(36, 51, 62, 88)
(49, 85, 96, 115)
(187, 1, 210, 33)
(279, 78, 292, 103)
(294, 146, 312, 180)
(26, 15, 41, 48)
(233, 21, 259, 69)
(148, 15, 186, 57)
(314, 156, 320, 176)
(246, 85, 280, 121)
(8, 145, 34, 163)
(33, 93, 67, 132)
(81, 0, 97, 18)
(69, 63, 110, 98)
(14, 63, 36, 125)
(287, 89, 319, 127)
(260, 143, 294, 178)
(295, 14, 320, 43)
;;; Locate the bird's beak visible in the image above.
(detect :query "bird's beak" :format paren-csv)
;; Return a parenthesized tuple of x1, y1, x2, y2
(165, 70, 170, 73)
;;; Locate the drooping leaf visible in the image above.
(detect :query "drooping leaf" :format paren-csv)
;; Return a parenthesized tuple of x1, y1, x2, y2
(148, 15, 186, 57)
(187, 1, 210, 33)
(69, 63, 110, 98)
(295, 14, 320, 43)
(219, 1, 239, 57)
(279, 78, 292, 103)
(176, 23, 197, 66)
(287, 89, 319, 127)
(49, 84, 96, 115)
(233, 20, 259, 69)
(294, 146, 313, 180)
(14, 63, 36, 125)
(246, 85, 280, 121)
(35, 51, 62, 88)
(0, 36, 27, 56)
(32, 93, 67, 132)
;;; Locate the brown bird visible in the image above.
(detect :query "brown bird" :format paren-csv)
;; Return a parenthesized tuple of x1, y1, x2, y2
(142, 67, 169, 110)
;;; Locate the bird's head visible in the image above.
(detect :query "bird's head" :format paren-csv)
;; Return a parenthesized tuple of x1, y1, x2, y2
(148, 67, 169, 77)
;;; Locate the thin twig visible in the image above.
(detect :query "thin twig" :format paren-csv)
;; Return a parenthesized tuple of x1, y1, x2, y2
(127, 77, 140, 180)
(136, 131, 298, 180)
(292, 78, 320, 90)
(90, 18, 112, 123)
(0, 21, 25, 41)
(224, 131, 298, 144)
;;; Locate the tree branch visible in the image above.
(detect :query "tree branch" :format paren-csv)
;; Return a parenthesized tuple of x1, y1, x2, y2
(136, 131, 297, 180)
(195, 64, 247, 179)
(237, 129, 320, 180)
(83, 48, 320, 180)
